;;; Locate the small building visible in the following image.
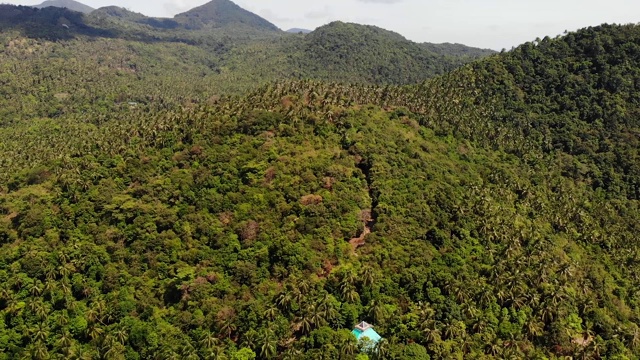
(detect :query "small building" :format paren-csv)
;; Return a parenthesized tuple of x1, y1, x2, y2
(352, 321, 382, 347)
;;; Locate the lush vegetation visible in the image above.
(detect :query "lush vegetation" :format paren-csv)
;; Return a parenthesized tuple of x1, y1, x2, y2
(2, 1, 640, 358)
(289, 22, 494, 85)
(0, 4, 493, 94)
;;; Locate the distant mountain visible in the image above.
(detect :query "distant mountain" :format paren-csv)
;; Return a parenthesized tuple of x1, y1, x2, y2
(93, 6, 181, 29)
(421, 42, 495, 58)
(33, 0, 94, 14)
(174, 0, 279, 31)
(286, 28, 312, 34)
(92, 6, 147, 20)
(0, 4, 492, 93)
(296, 21, 495, 84)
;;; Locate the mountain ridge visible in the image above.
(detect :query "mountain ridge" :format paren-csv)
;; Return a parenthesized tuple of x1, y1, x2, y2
(0, 4, 494, 93)
(296, 21, 495, 84)
(173, 0, 280, 31)
(33, 0, 94, 13)
(287, 27, 312, 34)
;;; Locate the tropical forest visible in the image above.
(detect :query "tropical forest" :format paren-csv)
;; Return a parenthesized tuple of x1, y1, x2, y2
(0, 0, 640, 359)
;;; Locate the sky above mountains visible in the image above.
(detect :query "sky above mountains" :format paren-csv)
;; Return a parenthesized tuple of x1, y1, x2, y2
(11, 0, 640, 49)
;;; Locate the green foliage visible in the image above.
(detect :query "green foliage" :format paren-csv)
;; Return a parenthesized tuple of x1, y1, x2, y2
(398, 343, 430, 359)
(1, 12, 640, 360)
(291, 21, 490, 85)
(0, 4, 492, 97)
(232, 348, 257, 360)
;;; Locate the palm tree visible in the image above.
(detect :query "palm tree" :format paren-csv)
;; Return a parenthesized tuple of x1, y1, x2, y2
(43, 279, 57, 297)
(630, 324, 640, 350)
(114, 327, 128, 345)
(219, 319, 237, 339)
(539, 302, 555, 324)
(180, 342, 199, 360)
(30, 341, 49, 360)
(309, 304, 328, 328)
(68, 344, 96, 360)
(588, 336, 604, 359)
(259, 329, 277, 359)
(342, 287, 360, 304)
(444, 320, 466, 340)
(295, 278, 311, 295)
(340, 271, 357, 291)
(30, 300, 49, 321)
(367, 300, 386, 324)
(103, 341, 125, 360)
(86, 324, 103, 342)
(324, 304, 341, 327)
(60, 279, 72, 296)
(360, 266, 376, 288)
(526, 318, 544, 340)
(422, 323, 441, 344)
(30, 281, 43, 297)
(240, 329, 258, 351)
(56, 331, 74, 353)
(298, 313, 313, 335)
(200, 331, 220, 350)
(206, 346, 228, 360)
(32, 322, 49, 343)
(485, 338, 503, 357)
(86, 308, 99, 324)
(281, 348, 303, 360)
(372, 339, 390, 360)
(0, 287, 11, 301)
(263, 306, 278, 321)
(275, 291, 293, 311)
(340, 337, 357, 359)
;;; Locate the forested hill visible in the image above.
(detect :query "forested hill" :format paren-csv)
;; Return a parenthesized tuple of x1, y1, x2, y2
(33, 0, 94, 14)
(292, 21, 491, 84)
(400, 23, 640, 201)
(421, 42, 496, 58)
(0, 4, 494, 98)
(2, 22, 640, 359)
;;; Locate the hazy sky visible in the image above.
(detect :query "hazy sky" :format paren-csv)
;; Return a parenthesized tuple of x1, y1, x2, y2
(11, 0, 640, 49)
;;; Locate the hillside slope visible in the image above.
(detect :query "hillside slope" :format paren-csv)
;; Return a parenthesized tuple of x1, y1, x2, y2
(293, 21, 492, 84)
(1, 23, 640, 360)
(404, 23, 640, 200)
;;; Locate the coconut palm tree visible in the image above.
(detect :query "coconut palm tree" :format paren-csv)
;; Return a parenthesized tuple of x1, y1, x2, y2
(263, 306, 279, 321)
(259, 329, 277, 359)
(30, 341, 49, 360)
(200, 331, 220, 350)
(372, 339, 390, 360)
(367, 300, 386, 324)
(340, 336, 357, 359)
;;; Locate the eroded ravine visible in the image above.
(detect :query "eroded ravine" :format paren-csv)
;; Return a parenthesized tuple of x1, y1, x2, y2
(350, 159, 378, 252)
